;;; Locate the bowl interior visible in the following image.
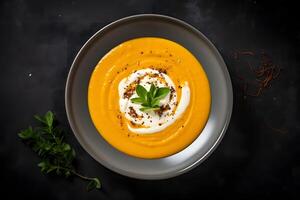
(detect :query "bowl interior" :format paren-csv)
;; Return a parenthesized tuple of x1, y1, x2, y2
(66, 15, 232, 179)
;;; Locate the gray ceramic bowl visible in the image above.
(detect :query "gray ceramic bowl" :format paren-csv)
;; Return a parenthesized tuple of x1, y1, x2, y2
(65, 14, 233, 179)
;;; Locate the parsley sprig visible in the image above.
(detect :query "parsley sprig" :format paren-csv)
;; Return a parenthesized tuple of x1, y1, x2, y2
(18, 111, 101, 191)
(131, 84, 170, 112)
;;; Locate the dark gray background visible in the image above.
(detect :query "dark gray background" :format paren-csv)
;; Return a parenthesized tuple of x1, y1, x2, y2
(1, 0, 299, 199)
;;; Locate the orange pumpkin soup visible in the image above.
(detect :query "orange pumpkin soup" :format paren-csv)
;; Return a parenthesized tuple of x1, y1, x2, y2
(88, 37, 211, 159)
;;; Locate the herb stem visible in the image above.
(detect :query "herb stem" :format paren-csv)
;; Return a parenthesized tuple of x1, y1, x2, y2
(57, 166, 94, 181)
(71, 170, 95, 181)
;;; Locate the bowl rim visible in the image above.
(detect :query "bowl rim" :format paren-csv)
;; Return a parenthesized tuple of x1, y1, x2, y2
(65, 14, 233, 179)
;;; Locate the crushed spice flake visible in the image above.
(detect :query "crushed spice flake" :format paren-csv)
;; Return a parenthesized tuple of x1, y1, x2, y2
(170, 86, 175, 93)
(116, 114, 123, 127)
(157, 68, 167, 74)
(231, 50, 281, 97)
(156, 104, 171, 117)
(265, 122, 288, 134)
(269, 126, 288, 134)
(123, 86, 135, 99)
(129, 121, 143, 128)
(123, 77, 143, 99)
(169, 86, 175, 101)
(169, 93, 173, 101)
(128, 106, 139, 119)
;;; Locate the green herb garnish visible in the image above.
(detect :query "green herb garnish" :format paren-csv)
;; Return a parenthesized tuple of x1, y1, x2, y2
(131, 84, 170, 112)
(18, 111, 101, 191)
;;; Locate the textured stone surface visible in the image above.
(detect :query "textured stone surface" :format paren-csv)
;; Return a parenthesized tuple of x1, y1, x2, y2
(0, 0, 299, 199)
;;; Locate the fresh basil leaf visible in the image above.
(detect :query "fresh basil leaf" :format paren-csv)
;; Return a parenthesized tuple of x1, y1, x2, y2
(155, 87, 170, 100)
(38, 161, 47, 172)
(151, 98, 160, 107)
(65, 170, 71, 177)
(87, 178, 101, 191)
(130, 97, 145, 104)
(153, 87, 158, 97)
(141, 103, 150, 107)
(34, 115, 46, 124)
(46, 165, 58, 173)
(45, 111, 54, 128)
(18, 126, 34, 139)
(140, 106, 160, 112)
(147, 92, 152, 104)
(139, 107, 150, 111)
(63, 143, 71, 151)
(149, 83, 155, 97)
(136, 85, 147, 99)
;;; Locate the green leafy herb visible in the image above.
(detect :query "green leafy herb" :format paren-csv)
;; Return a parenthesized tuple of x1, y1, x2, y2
(131, 84, 170, 112)
(18, 111, 101, 191)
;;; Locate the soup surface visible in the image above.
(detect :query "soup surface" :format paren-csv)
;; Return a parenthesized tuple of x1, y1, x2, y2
(88, 37, 211, 158)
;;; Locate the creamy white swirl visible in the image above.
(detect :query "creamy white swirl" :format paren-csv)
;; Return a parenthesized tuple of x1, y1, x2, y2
(118, 68, 190, 134)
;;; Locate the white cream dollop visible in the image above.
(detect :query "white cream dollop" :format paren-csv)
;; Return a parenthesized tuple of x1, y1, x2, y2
(118, 68, 190, 134)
